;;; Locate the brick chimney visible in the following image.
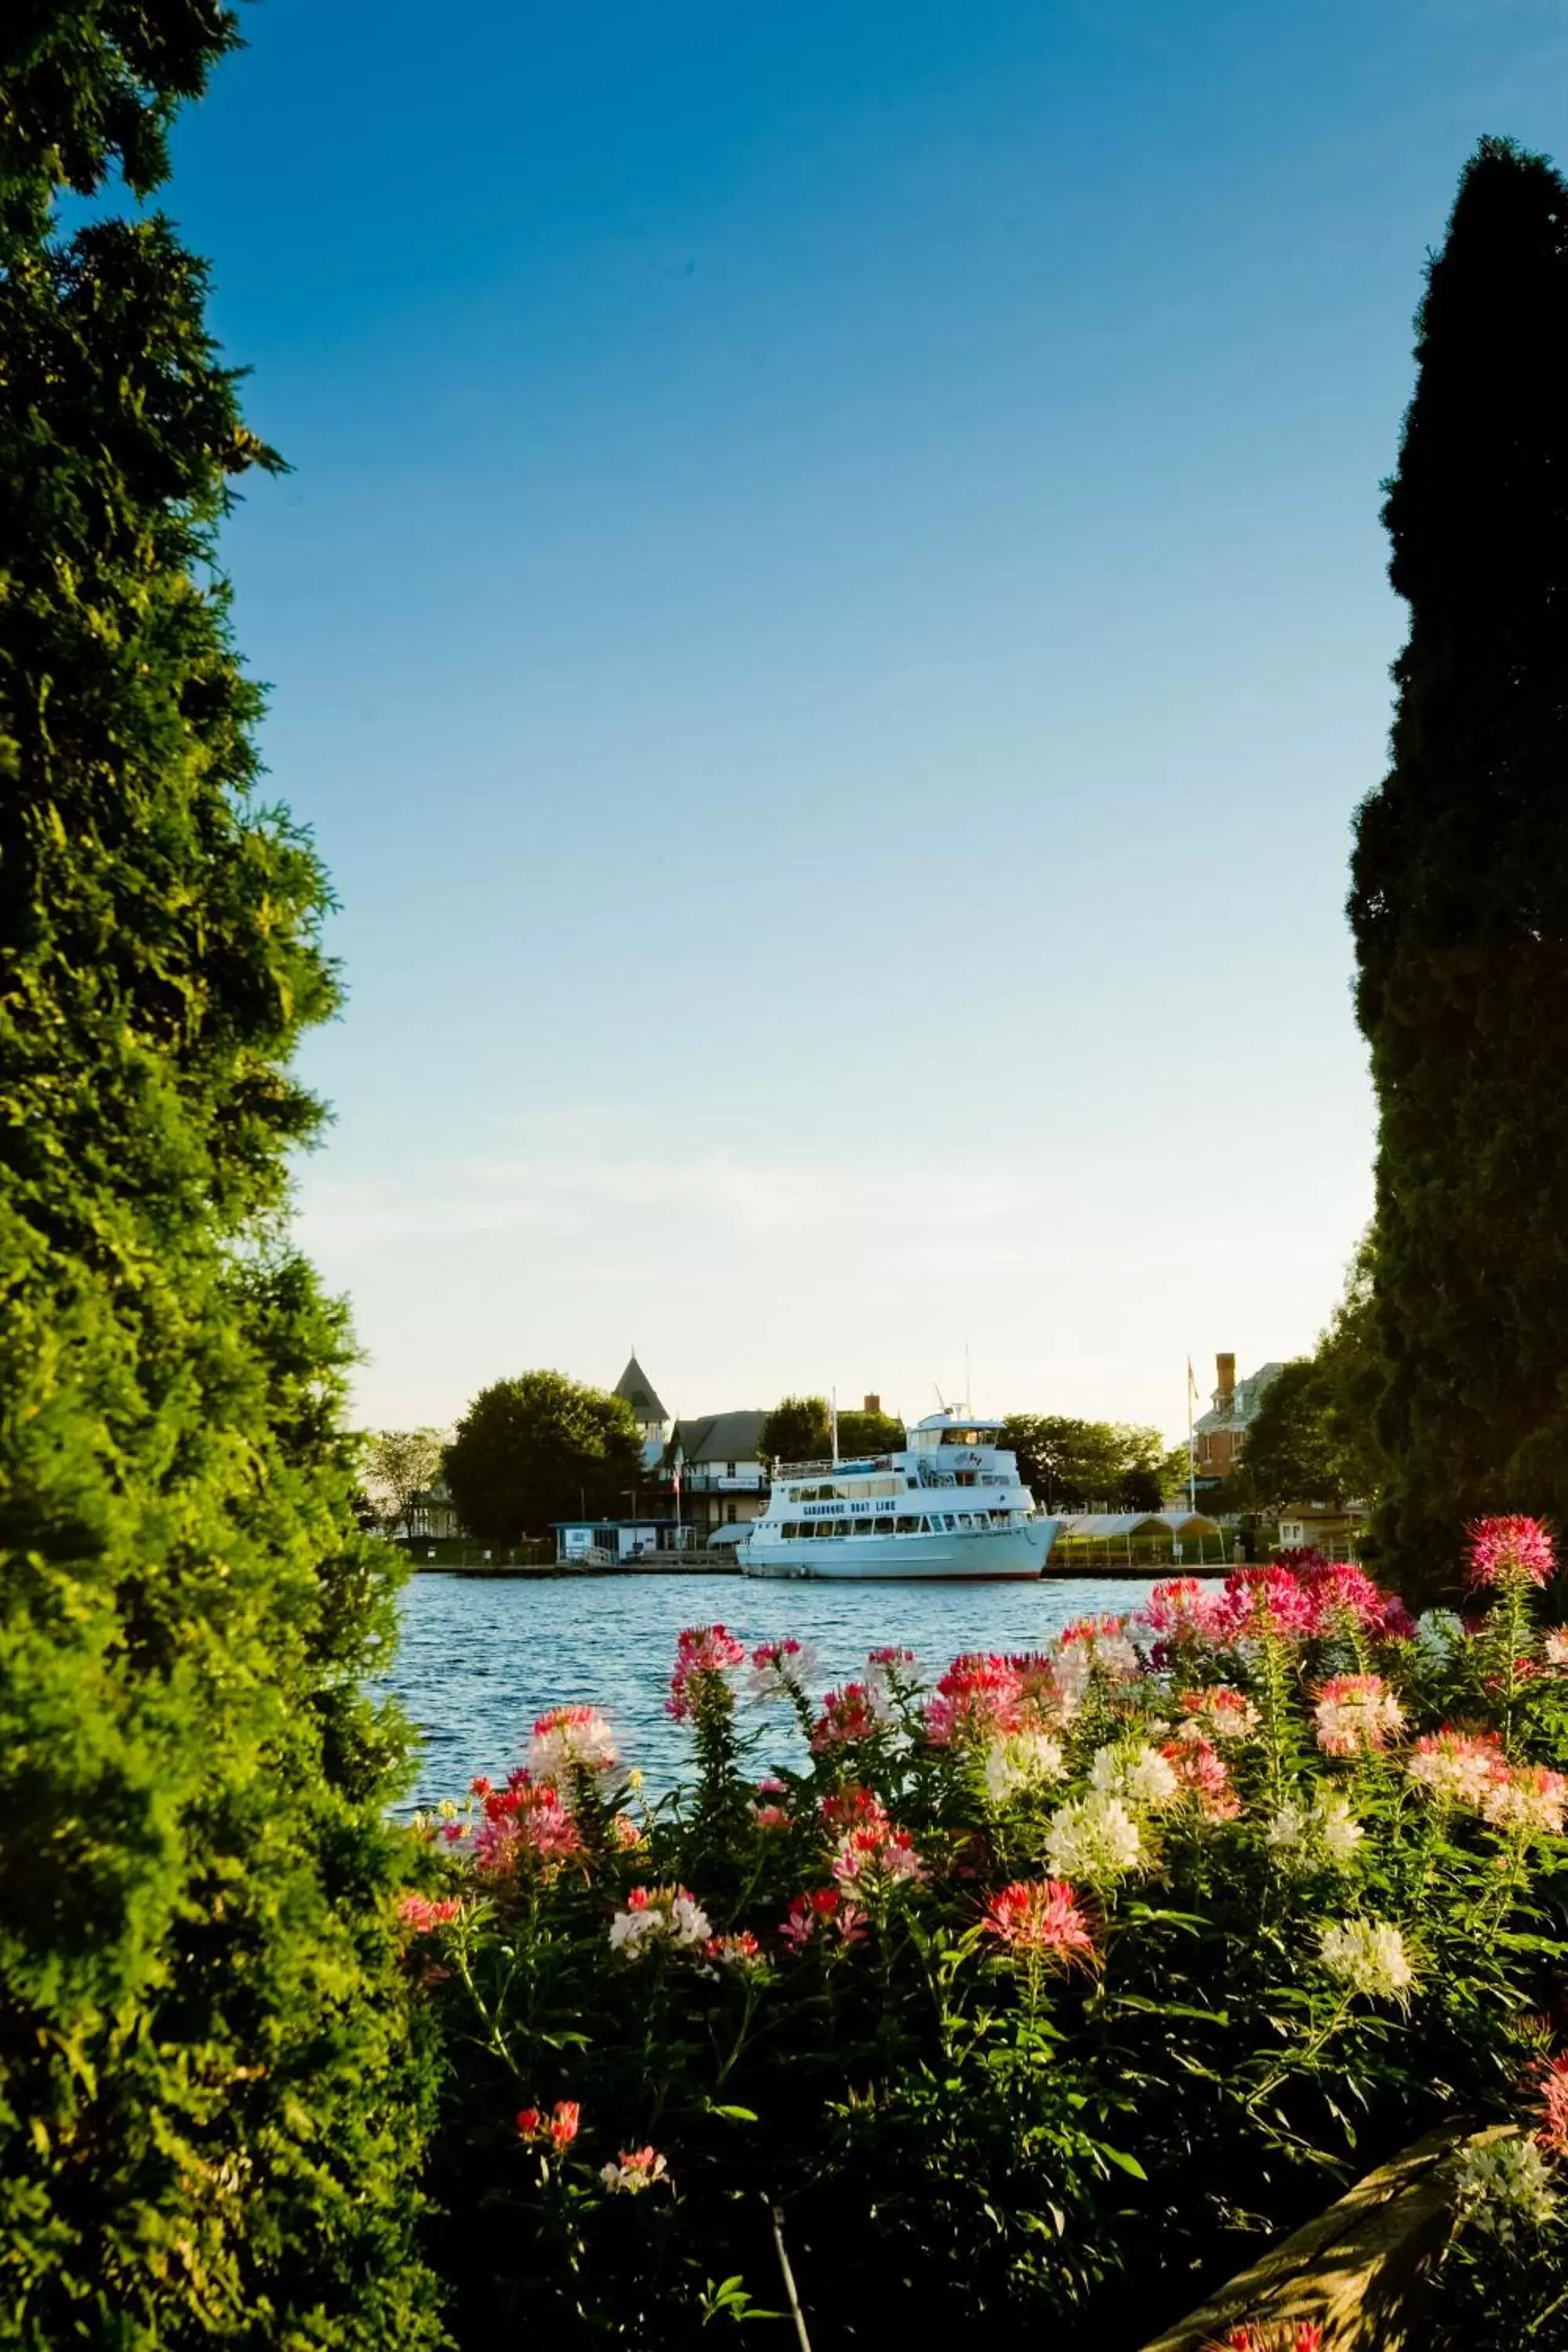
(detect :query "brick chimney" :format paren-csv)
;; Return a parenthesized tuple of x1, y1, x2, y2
(1215, 1353, 1236, 1413)
(862, 1393, 881, 1414)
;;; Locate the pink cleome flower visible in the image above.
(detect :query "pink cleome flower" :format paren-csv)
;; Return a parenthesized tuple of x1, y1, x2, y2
(473, 1771, 584, 1873)
(809, 1682, 888, 1751)
(666, 1624, 747, 1721)
(1483, 1766, 1568, 1838)
(981, 1878, 1095, 1965)
(779, 1886, 866, 1948)
(819, 1784, 888, 1831)
(1406, 1728, 1504, 1809)
(1176, 1685, 1261, 1744)
(1537, 2052, 1568, 2155)
(397, 1893, 463, 1934)
(1221, 2326, 1323, 2352)
(1141, 1578, 1210, 1636)
(1210, 1567, 1320, 1642)
(752, 1803, 792, 1831)
(924, 1653, 1025, 1746)
(1160, 1735, 1240, 1820)
(1312, 1674, 1406, 1757)
(829, 1819, 924, 1891)
(1467, 1515, 1557, 1592)
(866, 1644, 922, 1682)
(703, 1929, 764, 1971)
(1298, 1560, 1413, 1640)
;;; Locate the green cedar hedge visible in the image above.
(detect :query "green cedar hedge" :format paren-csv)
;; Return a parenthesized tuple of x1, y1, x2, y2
(0, 11, 443, 2343)
(1351, 140, 1568, 1602)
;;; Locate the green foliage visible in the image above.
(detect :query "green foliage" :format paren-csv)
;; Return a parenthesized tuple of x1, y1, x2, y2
(1, 2, 243, 241)
(409, 1564, 1568, 2348)
(1000, 1414, 1171, 1511)
(362, 1428, 448, 1534)
(760, 1396, 832, 1465)
(444, 1371, 646, 1541)
(0, 13, 441, 2343)
(833, 1404, 903, 1457)
(1349, 137, 1568, 1601)
(1240, 1361, 1346, 1511)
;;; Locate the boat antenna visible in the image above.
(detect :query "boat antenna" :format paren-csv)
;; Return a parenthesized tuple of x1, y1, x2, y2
(964, 1341, 971, 1416)
(933, 1381, 949, 1413)
(830, 1386, 839, 1467)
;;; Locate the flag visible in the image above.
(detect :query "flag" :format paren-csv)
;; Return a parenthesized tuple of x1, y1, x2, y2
(1187, 1356, 1200, 1405)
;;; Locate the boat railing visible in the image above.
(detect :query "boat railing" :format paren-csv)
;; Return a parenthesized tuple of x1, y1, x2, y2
(775, 1455, 893, 1478)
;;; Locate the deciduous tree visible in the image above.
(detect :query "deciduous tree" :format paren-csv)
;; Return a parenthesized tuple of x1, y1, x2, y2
(363, 1427, 448, 1535)
(445, 1372, 645, 1541)
(999, 1416, 1171, 1512)
(760, 1395, 833, 1465)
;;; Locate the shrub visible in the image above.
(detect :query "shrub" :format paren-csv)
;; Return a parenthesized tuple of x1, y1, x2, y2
(406, 1532, 1568, 2348)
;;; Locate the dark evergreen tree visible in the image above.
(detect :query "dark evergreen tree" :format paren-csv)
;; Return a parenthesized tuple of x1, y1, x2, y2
(0, 8, 442, 2340)
(1350, 138, 1568, 1601)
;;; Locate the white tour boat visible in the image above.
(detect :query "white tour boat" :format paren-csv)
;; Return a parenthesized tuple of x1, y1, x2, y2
(741, 1411, 1061, 1581)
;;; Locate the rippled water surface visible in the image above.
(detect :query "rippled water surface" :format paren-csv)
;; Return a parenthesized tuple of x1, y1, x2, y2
(390, 1570, 1163, 1805)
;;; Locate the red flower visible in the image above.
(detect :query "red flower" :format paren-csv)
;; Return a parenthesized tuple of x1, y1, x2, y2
(981, 1878, 1095, 1965)
(518, 2100, 581, 2149)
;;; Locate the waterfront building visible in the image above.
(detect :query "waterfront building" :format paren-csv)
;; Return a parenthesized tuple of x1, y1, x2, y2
(667, 1409, 770, 1537)
(613, 1353, 671, 1469)
(1192, 1352, 1283, 1485)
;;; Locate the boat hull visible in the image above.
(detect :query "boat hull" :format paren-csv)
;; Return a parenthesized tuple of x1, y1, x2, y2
(742, 1517, 1062, 1581)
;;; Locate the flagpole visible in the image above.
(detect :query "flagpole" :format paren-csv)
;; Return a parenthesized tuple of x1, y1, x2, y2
(1187, 1359, 1197, 1514)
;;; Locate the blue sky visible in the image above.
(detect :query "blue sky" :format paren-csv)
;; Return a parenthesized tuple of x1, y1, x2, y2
(165, 0, 1567, 1439)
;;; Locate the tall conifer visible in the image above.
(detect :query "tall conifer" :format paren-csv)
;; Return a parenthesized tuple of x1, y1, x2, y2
(1351, 137, 1568, 1599)
(0, 9, 441, 2340)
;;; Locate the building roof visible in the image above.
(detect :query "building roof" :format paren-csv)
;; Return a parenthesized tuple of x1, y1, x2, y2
(673, 1410, 768, 1464)
(1056, 1511, 1222, 1539)
(1193, 1360, 1286, 1436)
(614, 1354, 668, 1423)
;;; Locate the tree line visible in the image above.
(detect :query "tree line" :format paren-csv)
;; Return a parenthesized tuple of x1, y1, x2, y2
(363, 1385, 1196, 1542)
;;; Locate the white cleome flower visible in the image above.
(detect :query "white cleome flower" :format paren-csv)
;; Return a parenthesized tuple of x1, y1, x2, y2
(1089, 1742, 1180, 1811)
(1318, 1918, 1416, 2002)
(1452, 2135, 1558, 2243)
(1544, 1627, 1568, 1670)
(608, 1889, 713, 1956)
(528, 1705, 619, 1781)
(981, 1731, 1066, 1805)
(1044, 1789, 1145, 1886)
(1265, 1790, 1364, 1873)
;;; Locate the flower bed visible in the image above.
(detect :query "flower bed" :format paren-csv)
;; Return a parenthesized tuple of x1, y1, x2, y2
(402, 1528, 1568, 2348)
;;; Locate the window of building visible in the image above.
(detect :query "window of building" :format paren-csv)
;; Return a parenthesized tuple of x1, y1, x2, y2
(726, 1503, 737, 1524)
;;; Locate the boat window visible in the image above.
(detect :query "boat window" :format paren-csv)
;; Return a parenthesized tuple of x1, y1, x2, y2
(873, 1515, 895, 1535)
(797, 1522, 815, 1540)
(895, 1515, 918, 1534)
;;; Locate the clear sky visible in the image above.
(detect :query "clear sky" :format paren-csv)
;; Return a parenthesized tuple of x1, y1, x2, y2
(165, 0, 1568, 1441)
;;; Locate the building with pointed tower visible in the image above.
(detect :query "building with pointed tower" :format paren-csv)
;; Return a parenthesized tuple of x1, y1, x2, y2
(613, 1353, 670, 1471)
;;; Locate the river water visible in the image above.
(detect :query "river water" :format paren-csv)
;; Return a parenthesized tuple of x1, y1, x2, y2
(389, 1570, 1162, 1806)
